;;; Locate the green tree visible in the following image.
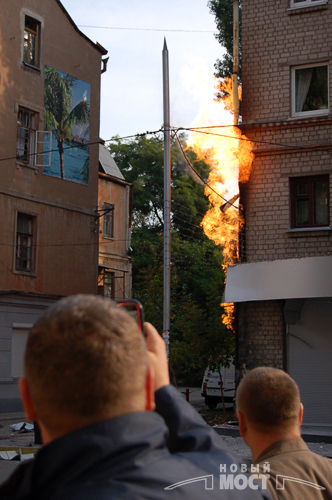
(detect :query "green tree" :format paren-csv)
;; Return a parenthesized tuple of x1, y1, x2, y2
(208, 0, 242, 98)
(44, 67, 90, 179)
(109, 135, 234, 385)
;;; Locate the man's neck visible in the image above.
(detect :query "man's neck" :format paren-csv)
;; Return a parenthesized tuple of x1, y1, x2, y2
(250, 428, 301, 462)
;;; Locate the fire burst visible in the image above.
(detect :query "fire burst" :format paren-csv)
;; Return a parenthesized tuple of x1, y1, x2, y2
(185, 76, 254, 329)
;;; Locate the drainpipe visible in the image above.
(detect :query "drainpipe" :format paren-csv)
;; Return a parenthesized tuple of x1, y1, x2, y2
(232, 0, 240, 126)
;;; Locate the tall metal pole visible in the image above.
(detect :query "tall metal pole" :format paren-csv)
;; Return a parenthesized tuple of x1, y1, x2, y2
(162, 38, 171, 359)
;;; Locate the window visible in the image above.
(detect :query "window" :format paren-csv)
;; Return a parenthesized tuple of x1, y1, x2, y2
(23, 16, 40, 67)
(104, 272, 115, 299)
(16, 108, 37, 165)
(15, 213, 36, 272)
(102, 204, 114, 238)
(290, 0, 327, 7)
(290, 175, 329, 228)
(291, 63, 329, 117)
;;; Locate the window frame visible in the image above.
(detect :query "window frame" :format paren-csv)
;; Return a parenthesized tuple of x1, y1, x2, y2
(291, 62, 329, 118)
(290, 175, 330, 229)
(16, 107, 39, 166)
(23, 15, 40, 68)
(104, 271, 115, 299)
(14, 212, 37, 274)
(290, 0, 328, 7)
(102, 204, 115, 239)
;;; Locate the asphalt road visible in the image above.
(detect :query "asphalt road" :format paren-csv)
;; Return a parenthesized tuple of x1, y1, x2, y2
(0, 388, 330, 484)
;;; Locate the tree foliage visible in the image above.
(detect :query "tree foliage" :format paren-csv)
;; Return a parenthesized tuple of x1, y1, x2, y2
(208, 0, 242, 83)
(109, 135, 235, 384)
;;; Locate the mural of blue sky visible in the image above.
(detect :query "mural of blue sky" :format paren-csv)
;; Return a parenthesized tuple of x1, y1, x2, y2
(43, 66, 90, 185)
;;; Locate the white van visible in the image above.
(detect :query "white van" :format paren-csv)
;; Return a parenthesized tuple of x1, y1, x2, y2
(201, 362, 235, 409)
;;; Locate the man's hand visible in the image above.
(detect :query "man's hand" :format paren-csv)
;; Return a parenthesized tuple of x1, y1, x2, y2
(144, 322, 170, 391)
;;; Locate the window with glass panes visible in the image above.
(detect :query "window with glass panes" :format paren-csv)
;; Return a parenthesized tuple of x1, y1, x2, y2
(291, 63, 329, 117)
(15, 213, 35, 272)
(23, 17, 39, 67)
(102, 204, 114, 238)
(290, 175, 329, 228)
(104, 272, 115, 299)
(16, 108, 37, 164)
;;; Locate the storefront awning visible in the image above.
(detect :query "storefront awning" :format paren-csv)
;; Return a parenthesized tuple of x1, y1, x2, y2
(224, 255, 332, 303)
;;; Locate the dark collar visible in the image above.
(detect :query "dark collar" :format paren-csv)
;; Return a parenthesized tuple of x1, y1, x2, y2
(256, 436, 308, 463)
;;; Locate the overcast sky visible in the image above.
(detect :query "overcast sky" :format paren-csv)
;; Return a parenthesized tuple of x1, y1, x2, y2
(60, 0, 225, 141)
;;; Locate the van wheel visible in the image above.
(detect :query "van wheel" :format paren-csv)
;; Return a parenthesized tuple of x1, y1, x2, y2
(205, 398, 218, 410)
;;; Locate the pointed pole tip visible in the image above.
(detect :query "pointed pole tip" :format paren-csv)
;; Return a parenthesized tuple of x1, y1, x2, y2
(163, 37, 168, 50)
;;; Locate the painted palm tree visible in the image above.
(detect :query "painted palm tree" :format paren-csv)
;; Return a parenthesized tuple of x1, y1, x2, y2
(44, 66, 90, 179)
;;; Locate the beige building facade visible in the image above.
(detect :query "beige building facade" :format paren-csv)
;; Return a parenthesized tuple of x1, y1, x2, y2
(98, 144, 132, 300)
(224, 0, 332, 425)
(0, 0, 107, 410)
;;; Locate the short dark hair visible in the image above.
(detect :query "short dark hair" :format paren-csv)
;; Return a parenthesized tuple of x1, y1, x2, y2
(236, 367, 300, 432)
(24, 295, 147, 433)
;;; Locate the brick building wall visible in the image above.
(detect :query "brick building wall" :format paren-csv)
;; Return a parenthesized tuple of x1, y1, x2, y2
(241, 0, 332, 123)
(234, 0, 332, 373)
(237, 301, 284, 370)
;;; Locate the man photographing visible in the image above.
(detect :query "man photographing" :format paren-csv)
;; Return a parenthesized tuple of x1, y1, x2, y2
(236, 367, 332, 499)
(0, 295, 268, 499)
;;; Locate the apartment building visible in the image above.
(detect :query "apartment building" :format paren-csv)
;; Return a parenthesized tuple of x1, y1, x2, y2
(0, 0, 107, 410)
(225, 0, 332, 425)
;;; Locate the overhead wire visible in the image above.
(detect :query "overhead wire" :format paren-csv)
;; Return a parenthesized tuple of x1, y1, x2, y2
(0, 129, 163, 163)
(78, 25, 215, 33)
(173, 130, 240, 210)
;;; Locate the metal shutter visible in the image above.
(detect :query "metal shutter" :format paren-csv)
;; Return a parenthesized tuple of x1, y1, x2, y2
(287, 298, 332, 425)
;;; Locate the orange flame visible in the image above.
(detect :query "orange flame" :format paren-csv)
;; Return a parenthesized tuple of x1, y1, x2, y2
(186, 75, 254, 329)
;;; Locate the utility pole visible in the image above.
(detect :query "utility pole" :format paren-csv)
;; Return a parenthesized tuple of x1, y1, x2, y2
(162, 38, 171, 359)
(232, 0, 240, 126)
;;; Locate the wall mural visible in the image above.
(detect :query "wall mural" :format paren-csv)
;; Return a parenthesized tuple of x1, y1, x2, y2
(43, 65, 90, 185)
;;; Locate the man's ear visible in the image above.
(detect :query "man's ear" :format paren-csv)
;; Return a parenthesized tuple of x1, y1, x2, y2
(19, 378, 38, 422)
(299, 402, 304, 426)
(145, 365, 156, 412)
(237, 410, 247, 438)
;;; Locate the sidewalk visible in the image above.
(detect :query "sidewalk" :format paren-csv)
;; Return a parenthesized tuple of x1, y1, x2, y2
(0, 391, 331, 484)
(0, 412, 39, 483)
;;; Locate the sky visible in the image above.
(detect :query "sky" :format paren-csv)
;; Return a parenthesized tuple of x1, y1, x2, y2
(60, 0, 226, 141)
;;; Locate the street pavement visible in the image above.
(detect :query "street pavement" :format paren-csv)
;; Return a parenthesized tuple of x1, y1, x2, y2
(179, 387, 332, 460)
(0, 388, 331, 484)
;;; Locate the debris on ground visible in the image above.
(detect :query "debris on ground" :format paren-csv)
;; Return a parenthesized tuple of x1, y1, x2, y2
(9, 423, 34, 433)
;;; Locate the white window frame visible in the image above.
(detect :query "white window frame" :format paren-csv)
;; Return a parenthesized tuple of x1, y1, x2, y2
(290, 0, 328, 8)
(291, 62, 329, 119)
(35, 130, 52, 167)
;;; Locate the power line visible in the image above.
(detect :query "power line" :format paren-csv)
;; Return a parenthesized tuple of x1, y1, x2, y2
(0, 129, 163, 164)
(173, 131, 240, 210)
(176, 126, 332, 152)
(78, 25, 215, 33)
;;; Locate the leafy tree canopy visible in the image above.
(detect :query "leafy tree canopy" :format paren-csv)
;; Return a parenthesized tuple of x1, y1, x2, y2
(109, 135, 234, 385)
(208, 0, 242, 85)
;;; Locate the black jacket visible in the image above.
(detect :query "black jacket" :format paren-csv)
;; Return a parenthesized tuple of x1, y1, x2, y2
(0, 386, 269, 500)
